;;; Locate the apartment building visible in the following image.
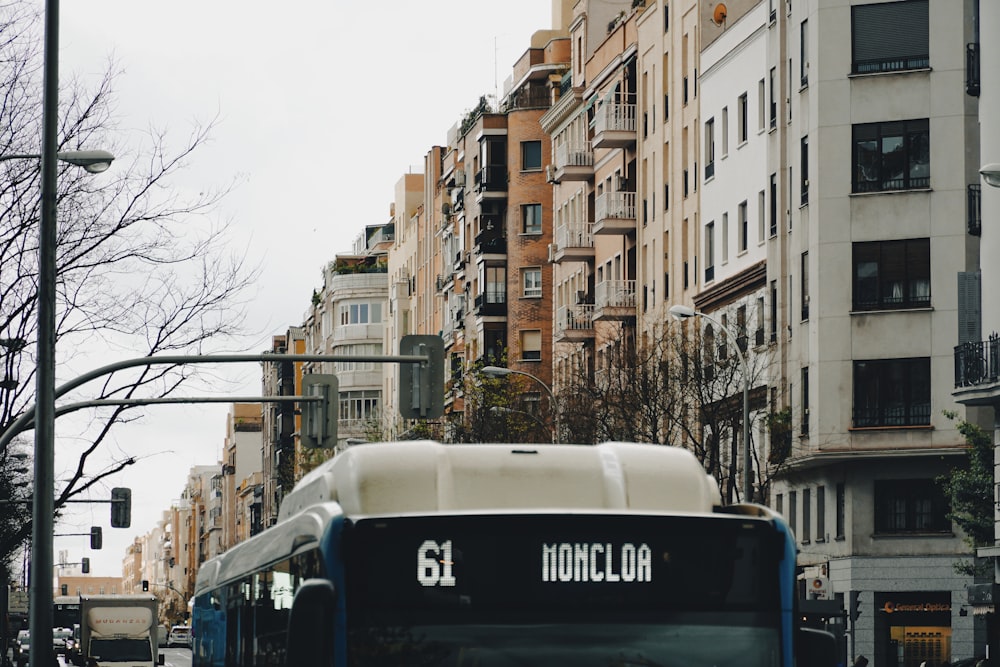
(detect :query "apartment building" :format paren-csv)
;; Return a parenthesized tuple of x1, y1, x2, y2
(954, 0, 999, 658)
(402, 24, 570, 436)
(302, 230, 390, 445)
(220, 403, 263, 551)
(763, 0, 983, 663)
(384, 172, 430, 435)
(544, 0, 637, 413)
(260, 328, 304, 525)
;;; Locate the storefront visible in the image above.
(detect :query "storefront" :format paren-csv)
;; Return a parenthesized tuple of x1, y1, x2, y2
(873, 591, 953, 667)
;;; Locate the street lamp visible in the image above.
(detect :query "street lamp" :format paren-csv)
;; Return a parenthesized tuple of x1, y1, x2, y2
(1, 146, 114, 667)
(669, 304, 753, 503)
(980, 163, 1000, 188)
(480, 366, 560, 443)
(0, 150, 115, 173)
(1, 4, 117, 659)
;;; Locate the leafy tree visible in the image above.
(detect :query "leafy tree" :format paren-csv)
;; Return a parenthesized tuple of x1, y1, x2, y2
(447, 359, 554, 445)
(937, 410, 994, 576)
(0, 1, 256, 571)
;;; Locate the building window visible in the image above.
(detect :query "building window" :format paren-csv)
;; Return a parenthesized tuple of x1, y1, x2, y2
(788, 490, 798, 536)
(851, 0, 929, 75)
(738, 200, 748, 252)
(522, 203, 543, 234)
(737, 93, 748, 144)
(800, 136, 809, 204)
(800, 19, 809, 86)
(704, 222, 715, 282)
(705, 117, 715, 180)
(769, 174, 777, 237)
(768, 68, 777, 129)
(339, 302, 382, 326)
(521, 330, 542, 361)
(874, 479, 950, 534)
(521, 141, 542, 171)
(853, 357, 931, 427)
(339, 389, 381, 424)
(522, 267, 542, 298)
(802, 488, 811, 543)
(800, 251, 809, 320)
(816, 486, 825, 541)
(852, 238, 930, 310)
(853, 119, 930, 193)
(801, 366, 809, 435)
(836, 483, 845, 539)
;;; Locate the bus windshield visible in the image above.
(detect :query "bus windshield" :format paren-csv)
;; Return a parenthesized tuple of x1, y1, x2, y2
(345, 513, 784, 666)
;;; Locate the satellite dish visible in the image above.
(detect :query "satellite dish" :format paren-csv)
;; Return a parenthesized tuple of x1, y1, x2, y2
(713, 3, 728, 25)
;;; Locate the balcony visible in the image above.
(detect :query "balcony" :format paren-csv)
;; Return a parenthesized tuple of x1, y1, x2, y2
(552, 222, 595, 263)
(555, 304, 595, 342)
(594, 279, 637, 321)
(475, 165, 508, 198)
(474, 290, 507, 317)
(953, 334, 1000, 404)
(594, 191, 637, 235)
(593, 103, 637, 149)
(554, 142, 594, 182)
(474, 230, 507, 256)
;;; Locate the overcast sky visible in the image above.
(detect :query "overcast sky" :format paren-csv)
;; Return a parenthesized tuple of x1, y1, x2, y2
(47, 1, 555, 578)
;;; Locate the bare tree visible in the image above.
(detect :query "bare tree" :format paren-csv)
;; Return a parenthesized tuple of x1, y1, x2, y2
(0, 1, 258, 565)
(556, 310, 780, 504)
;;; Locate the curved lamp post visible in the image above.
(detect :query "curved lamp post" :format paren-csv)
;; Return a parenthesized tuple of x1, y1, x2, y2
(0, 149, 115, 173)
(669, 304, 752, 503)
(480, 366, 559, 443)
(1, 140, 114, 667)
(489, 405, 551, 439)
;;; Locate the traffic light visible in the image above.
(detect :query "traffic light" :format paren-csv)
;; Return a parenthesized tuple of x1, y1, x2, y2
(142, 580, 149, 592)
(81, 558, 90, 574)
(111, 487, 131, 528)
(300, 374, 339, 449)
(398, 335, 444, 419)
(849, 590, 862, 622)
(90, 526, 103, 550)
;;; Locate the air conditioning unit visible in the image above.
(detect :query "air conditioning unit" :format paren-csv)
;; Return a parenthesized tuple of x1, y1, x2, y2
(454, 169, 467, 187)
(547, 243, 558, 263)
(545, 165, 560, 184)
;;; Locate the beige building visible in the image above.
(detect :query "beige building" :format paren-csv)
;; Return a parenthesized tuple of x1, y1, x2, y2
(220, 403, 263, 550)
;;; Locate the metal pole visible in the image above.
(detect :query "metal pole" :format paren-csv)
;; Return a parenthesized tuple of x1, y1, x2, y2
(680, 309, 753, 503)
(30, 0, 59, 665)
(491, 368, 559, 443)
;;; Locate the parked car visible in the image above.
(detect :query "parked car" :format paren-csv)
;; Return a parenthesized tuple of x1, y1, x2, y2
(167, 625, 191, 648)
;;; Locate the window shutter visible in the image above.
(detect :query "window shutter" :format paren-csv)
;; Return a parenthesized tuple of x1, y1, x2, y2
(957, 271, 982, 344)
(853, 0, 929, 63)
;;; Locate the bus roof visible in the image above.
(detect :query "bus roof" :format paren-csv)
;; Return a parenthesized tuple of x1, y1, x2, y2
(278, 441, 722, 521)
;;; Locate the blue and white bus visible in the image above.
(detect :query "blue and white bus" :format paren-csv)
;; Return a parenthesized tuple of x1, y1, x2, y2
(191, 441, 835, 666)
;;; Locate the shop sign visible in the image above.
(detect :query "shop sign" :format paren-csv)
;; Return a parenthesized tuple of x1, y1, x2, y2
(880, 601, 951, 614)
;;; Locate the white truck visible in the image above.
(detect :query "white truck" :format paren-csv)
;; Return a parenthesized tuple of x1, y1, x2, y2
(79, 594, 164, 667)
